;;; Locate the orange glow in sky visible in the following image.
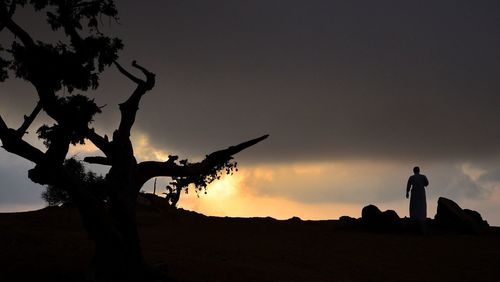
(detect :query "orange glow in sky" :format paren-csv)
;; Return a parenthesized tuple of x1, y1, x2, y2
(177, 171, 364, 220)
(56, 132, 500, 225)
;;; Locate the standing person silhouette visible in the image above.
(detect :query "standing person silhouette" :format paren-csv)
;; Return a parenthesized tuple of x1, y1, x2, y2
(406, 166, 429, 220)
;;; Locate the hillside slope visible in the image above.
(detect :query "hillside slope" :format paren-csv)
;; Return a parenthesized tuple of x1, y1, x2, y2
(1, 206, 500, 282)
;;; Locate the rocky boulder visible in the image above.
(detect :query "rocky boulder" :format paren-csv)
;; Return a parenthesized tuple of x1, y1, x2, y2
(434, 197, 489, 233)
(361, 204, 401, 231)
(339, 215, 358, 224)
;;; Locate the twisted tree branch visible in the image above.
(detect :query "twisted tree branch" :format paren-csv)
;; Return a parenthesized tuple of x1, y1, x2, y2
(84, 156, 111, 166)
(16, 100, 42, 137)
(115, 60, 155, 139)
(0, 3, 35, 47)
(114, 61, 143, 85)
(0, 0, 17, 32)
(0, 114, 45, 164)
(135, 134, 269, 186)
(85, 128, 111, 156)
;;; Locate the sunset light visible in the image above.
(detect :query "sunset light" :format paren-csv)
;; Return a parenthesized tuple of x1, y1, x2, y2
(2, 1, 500, 281)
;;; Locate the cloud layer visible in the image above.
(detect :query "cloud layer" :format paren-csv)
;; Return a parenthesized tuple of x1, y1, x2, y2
(1, 1, 500, 224)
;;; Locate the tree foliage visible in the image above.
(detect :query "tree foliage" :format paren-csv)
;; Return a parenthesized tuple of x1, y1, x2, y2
(0, 1, 268, 281)
(163, 156, 238, 207)
(0, 45, 8, 81)
(1, 0, 122, 92)
(42, 157, 105, 206)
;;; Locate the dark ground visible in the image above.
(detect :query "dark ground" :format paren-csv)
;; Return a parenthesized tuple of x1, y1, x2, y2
(1, 206, 500, 282)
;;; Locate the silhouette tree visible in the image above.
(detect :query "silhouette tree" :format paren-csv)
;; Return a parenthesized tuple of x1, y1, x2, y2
(42, 157, 105, 206)
(0, 1, 268, 281)
(161, 155, 239, 207)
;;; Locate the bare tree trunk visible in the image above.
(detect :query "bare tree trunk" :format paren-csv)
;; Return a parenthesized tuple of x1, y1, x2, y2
(78, 184, 153, 281)
(92, 201, 147, 281)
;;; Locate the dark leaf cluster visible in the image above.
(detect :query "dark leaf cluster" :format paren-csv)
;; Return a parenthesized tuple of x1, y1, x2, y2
(163, 184, 181, 207)
(44, 0, 118, 32)
(9, 38, 122, 92)
(4, 0, 122, 92)
(0, 45, 8, 81)
(37, 94, 101, 146)
(14, 0, 118, 27)
(42, 157, 105, 206)
(167, 157, 239, 202)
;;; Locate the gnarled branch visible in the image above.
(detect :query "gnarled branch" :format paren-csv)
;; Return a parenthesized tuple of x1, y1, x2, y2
(86, 128, 111, 156)
(136, 134, 269, 186)
(84, 156, 111, 166)
(0, 0, 15, 31)
(0, 3, 35, 47)
(0, 114, 45, 164)
(131, 61, 155, 89)
(115, 60, 155, 139)
(114, 61, 142, 85)
(16, 101, 42, 137)
(114, 60, 155, 90)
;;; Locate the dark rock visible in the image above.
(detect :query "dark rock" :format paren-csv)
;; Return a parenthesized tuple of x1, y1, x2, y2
(361, 204, 382, 222)
(434, 197, 489, 233)
(382, 209, 400, 223)
(339, 216, 358, 228)
(463, 209, 489, 227)
(361, 204, 401, 231)
(287, 216, 302, 223)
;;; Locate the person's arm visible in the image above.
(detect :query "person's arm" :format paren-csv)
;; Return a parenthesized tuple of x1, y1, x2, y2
(406, 177, 412, 199)
(424, 175, 429, 187)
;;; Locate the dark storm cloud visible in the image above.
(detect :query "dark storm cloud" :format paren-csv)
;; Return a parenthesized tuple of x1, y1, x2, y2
(109, 0, 500, 163)
(2, 0, 500, 164)
(2, 1, 500, 222)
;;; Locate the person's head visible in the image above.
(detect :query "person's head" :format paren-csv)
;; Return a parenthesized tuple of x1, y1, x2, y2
(413, 166, 420, 174)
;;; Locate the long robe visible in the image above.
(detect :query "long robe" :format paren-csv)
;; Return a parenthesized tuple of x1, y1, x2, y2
(407, 174, 429, 220)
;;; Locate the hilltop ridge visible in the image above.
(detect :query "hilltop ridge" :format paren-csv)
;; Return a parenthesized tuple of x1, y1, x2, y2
(1, 198, 500, 281)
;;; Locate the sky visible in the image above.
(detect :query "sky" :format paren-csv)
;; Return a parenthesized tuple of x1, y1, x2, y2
(1, 1, 500, 224)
